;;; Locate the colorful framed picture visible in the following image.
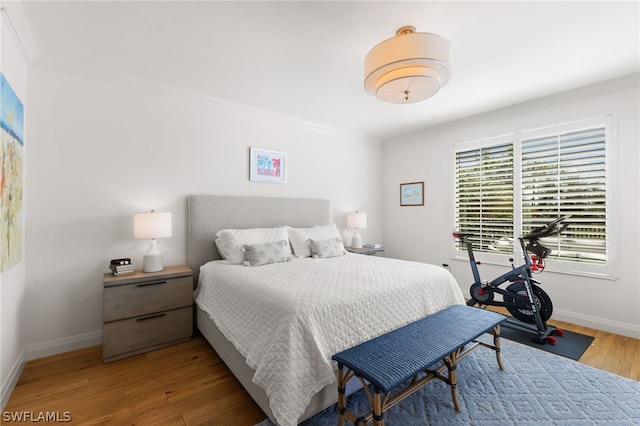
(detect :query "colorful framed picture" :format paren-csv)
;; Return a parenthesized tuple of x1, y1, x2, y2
(400, 182, 424, 206)
(1, 73, 25, 272)
(249, 147, 286, 184)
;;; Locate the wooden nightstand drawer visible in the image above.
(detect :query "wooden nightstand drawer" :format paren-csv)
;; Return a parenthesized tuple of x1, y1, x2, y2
(103, 276, 192, 322)
(103, 306, 193, 361)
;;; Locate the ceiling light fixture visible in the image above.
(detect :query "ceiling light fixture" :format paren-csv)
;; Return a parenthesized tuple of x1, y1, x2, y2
(364, 26, 452, 104)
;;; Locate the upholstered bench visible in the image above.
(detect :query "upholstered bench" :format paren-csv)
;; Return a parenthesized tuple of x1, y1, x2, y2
(331, 305, 506, 426)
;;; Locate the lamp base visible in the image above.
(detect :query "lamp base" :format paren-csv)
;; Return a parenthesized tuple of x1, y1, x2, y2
(351, 229, 363, 249)
(142, 239, 164, 272)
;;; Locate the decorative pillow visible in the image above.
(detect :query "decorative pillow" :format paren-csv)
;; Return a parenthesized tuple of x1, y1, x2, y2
(242, 240, 291, 266)
(215, 227, 290, 264)
(287, 224, 343, 258)
(309, 238, 346, 259)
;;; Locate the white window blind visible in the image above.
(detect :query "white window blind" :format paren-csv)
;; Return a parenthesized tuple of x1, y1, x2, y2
(521, 126, 607, 263)
(455, 141, 514, 254)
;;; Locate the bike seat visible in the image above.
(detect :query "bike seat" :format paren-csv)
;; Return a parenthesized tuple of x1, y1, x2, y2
(453, 232, 475, 240)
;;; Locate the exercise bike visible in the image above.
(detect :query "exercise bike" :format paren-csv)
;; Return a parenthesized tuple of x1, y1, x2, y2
(453, 216, 571, 344)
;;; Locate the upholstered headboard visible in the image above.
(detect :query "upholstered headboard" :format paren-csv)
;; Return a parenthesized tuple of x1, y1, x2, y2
(188, 195, 330, 283)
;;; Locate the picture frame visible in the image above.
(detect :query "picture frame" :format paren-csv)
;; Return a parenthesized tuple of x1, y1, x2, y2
(400, 181, 424, 206)
(249, 147, 286, 184)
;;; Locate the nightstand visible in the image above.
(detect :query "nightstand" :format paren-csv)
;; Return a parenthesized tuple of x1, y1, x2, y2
(103, 265, 194, 363)
(346, 246, 385, 257)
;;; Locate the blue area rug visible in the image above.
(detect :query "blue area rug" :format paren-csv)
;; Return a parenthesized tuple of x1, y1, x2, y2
(255, 338, 639, 425)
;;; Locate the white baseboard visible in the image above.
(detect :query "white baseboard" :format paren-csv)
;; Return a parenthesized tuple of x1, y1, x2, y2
(1, 347, 26, 411)
(26, 330, 102, 361)
(553, 309, 640, 339)
(1, 331, 101, 410)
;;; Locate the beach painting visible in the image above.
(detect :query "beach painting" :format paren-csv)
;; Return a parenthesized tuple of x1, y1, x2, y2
(1, 72, 24, 272)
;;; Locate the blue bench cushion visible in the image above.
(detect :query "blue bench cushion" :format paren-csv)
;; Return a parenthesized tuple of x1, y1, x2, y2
(332, 305, 505, 393)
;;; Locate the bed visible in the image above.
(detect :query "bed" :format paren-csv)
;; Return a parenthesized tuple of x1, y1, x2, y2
(188, 195, 465, 426)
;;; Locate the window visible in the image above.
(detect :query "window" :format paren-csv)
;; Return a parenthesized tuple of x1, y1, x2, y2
(454, 116, 613, 276)
(455, 139, 514, 254)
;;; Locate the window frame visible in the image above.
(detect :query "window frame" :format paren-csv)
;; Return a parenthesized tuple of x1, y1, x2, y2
(451, 115, 616, 279)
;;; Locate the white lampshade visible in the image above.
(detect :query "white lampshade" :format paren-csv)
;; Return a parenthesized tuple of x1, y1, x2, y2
(365, 26, 451, 104)
(133, 211, 172, 239)
(348, 212, 367, 249)
(133, 211, 172, 272)
(347, 212, 368, 229)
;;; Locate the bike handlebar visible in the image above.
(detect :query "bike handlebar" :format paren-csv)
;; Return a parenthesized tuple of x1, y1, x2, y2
(522, 215, 571, 240)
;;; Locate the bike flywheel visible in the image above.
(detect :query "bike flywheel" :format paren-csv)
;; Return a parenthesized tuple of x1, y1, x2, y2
(504, 282, 553, 323)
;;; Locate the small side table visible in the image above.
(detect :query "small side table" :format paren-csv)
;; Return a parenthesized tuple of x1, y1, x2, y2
(346, 246, 385, 257)
(102, 265, 193, 362)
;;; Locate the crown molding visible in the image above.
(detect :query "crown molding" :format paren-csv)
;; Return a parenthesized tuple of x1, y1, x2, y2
(1, 1, 378, 141)
(388, 72, 640, 142)
(29, 54, 377, 140)
(1, 1, 41, 63)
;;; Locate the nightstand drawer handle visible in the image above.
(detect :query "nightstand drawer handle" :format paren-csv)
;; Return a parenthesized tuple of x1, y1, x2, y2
(136, 313, 167, 321)
(136, 280, 167, 288)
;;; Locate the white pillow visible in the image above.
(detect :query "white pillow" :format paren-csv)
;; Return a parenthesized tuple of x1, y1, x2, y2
(287, 224, 343, 258)
(215, 227, 290, 264)
(309, 238, 347, 258)
(243, 240, 291, 266)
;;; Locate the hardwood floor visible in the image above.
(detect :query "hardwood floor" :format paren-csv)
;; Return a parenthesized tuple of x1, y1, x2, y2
(546, 318, 640, 381)
(5, 322, 639, 425)
(4, 336, 266, 425)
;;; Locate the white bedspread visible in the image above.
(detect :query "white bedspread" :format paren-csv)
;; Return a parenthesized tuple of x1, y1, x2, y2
(194, 253, 464, 426)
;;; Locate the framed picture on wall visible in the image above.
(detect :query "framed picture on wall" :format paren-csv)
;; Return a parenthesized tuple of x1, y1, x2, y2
(0, 73, 24, 272)
(400, 181, 424, 206)
(249, 147, 287, 184)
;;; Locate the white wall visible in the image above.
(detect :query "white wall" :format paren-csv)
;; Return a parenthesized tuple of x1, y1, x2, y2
(23, 65, 383, 359)
(383, 75, 640, 338)
(0, 7, 28, 409)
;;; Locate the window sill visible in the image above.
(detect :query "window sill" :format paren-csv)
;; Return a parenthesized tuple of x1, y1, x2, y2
(450, 252, 616, 281)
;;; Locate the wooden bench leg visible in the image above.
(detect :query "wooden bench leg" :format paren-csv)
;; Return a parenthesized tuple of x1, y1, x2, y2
(373, 390, 384, 426)
(444, 350, 462, 412)
(336, 364, 346, 426)
(493, 325, 504, 370)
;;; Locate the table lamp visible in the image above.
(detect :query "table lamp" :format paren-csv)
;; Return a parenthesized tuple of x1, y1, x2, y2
(133, 210, 172, 272)
(347, 211, 367, 249)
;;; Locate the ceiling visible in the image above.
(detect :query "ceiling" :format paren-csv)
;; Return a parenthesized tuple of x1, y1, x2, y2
(20, 1, 640, 140)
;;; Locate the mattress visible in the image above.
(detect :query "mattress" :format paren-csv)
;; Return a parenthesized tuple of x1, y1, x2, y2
(194, 253, 465, 426)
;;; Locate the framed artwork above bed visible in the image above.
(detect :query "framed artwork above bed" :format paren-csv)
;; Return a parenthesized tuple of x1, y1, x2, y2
(249, 147, 286, 184)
